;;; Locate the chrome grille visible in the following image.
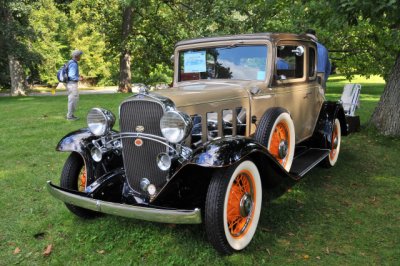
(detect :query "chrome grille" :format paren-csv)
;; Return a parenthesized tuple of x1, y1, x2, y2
(120, 100, 167, 192)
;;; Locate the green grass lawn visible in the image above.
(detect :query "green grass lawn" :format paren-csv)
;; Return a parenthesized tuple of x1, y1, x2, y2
(0, 76, 399, 265)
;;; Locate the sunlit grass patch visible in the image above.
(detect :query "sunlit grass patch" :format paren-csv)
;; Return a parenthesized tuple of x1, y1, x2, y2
(0, 76, 399, 264)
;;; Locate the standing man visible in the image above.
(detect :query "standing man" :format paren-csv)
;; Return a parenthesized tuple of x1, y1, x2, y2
(306, 29, 331, 90)
(66, 50, 83, 121)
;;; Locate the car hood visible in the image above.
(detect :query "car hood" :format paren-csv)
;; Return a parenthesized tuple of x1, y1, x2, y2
(153, 81, 251, 108)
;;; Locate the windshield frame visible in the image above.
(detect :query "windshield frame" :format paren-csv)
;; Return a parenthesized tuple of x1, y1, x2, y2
(174, 40, 272, 86)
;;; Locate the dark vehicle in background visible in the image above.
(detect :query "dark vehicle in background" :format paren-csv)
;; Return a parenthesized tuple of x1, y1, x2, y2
(47, 33, 351, 254)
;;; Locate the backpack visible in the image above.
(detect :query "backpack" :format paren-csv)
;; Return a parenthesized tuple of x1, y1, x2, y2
(57, 60, 73, 83)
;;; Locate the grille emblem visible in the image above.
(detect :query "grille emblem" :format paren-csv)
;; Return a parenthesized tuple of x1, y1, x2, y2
(136, 125, 145, 132)
(134, 138, 143, 147)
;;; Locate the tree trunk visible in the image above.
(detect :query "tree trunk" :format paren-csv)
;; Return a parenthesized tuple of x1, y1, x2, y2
(119, 49, 131, 93)
(118, 5, 134, 93)
(370, 52, 400, 136)
(9, 55, 27, 96)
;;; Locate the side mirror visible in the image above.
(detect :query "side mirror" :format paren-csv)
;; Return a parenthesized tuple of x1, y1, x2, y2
(275, 74, 287, 81)
(291, 46, 304, 56)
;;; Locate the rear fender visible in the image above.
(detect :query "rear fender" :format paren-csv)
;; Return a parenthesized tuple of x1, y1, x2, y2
(310, 101, 348, 148)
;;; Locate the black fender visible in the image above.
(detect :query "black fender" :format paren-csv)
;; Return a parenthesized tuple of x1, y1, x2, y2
(191, 136, 269, 167)
(56, 128, 122, 184)
(153, 137, 298, 206)
(190, 136, 297, 185)
(310, 101, 348, 149)
(56, 128, 95, 153)
(56, 128, 96, 181)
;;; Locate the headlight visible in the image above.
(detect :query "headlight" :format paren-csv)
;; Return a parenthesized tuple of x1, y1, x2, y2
(160, 111, 192, 143)
(87, 108, 115, 136)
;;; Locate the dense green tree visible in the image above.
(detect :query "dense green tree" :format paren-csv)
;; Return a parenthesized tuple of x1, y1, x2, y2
(29, 0, 68, 85)
(296, 0, 400, 135)
(67, 0, 116, 85)
(0, 0, 40, 95)
(336, 0, 400, 135)
(1, 0, 399, 136)
(118, 1, 134, 92)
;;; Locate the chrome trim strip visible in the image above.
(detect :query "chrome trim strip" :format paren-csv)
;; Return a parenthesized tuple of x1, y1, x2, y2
(109, 132, 175, 151)
(105, 132, 192, 159)
(47, 181, 202, 224)
(120, 92, 176, 115)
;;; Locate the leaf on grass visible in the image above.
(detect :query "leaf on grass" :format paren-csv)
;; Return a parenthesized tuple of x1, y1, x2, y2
(326, 247, 330, 254)
(43, 244, 52, 256)
(34, 232, 45, 240)
(13, 247, 21, 255)
(303, 254, 310, 260)
(266, 248, 271, 255)
(97, 250, 105, 254)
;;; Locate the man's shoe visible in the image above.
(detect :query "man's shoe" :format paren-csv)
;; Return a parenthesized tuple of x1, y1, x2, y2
(66, 115, 79, 121)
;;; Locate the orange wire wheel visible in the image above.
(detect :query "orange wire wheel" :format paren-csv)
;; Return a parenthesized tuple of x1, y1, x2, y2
(329, 123, 338, 160)
(226, 169, 255, 238)
(77, 167, 87, 192)
(325, 118, 341, 167)
(254, 108, 295, 172)
(205, 160, 262, 254)
(269, 120, 290, 167)
(60, 152, 100, 218)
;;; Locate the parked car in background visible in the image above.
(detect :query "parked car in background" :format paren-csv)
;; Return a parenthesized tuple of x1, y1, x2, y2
(48, 33, 352, 254)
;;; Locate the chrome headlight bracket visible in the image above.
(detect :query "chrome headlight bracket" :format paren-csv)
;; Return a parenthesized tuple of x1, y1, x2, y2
(160, 111, 193, 143)
(87, 108, 116, 136)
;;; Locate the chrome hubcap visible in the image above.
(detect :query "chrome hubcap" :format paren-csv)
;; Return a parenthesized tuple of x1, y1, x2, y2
(239, 193, 253, 217)
(333, 136, 338, 149)
(278, 140, 288, 159)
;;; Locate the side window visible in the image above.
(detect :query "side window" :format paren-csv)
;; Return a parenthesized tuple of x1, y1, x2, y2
(276, 45, 304, 79)
(309, 47, 316, 78)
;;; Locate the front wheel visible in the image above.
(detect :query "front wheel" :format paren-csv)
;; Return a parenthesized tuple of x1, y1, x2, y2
(205, 160, 262, 254)
(60, 152, 101, 219)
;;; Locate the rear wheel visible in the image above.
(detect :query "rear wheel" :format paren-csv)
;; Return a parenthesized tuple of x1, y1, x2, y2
(323, 118, 341, 167)
(254, 108, 295, 171)
(60, 152, 101, 219)
(205, 160, 262, 254)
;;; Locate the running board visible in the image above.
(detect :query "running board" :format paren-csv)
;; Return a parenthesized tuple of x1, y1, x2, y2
(290, 148, 330, 177)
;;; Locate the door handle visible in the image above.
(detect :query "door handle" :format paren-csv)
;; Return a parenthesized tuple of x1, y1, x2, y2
(304, 91, 313, 99)
(250, 86, 261, 95)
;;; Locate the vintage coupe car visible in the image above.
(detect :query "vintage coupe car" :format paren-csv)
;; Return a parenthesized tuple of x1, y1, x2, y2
(48, 33, 350, 254)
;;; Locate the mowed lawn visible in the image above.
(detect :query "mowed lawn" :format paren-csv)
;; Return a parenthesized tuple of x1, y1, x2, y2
(0, 76, 399, 265)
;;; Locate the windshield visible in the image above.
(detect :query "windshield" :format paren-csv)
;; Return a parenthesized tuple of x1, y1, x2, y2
(178, 45, 268, 82)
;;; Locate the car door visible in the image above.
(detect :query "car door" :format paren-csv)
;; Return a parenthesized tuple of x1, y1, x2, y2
(273, 41, 316, 143)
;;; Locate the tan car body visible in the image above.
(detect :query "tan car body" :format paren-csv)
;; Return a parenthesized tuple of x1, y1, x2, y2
(156, 33, 325, 144)
(49, 33, 348, 255)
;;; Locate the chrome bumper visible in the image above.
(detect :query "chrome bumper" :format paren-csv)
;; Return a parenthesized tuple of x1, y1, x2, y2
(47, 181, 202, 224)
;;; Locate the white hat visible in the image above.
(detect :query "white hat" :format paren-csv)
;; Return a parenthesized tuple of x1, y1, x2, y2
(71, 50, 83, 58)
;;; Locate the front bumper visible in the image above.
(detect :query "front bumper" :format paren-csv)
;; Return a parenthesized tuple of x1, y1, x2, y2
(47, 181, 202, 224)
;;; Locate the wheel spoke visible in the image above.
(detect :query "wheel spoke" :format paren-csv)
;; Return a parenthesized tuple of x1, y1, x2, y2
(78, 167, 87, 192)
(226, 169, 256, 238)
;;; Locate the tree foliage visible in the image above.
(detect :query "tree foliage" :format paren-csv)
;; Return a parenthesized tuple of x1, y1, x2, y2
(0, 0, 40, 91)
(1, 0, 399, 90)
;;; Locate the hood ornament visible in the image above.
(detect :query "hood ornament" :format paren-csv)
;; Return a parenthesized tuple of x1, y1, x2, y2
(138, 85, 149, 94)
